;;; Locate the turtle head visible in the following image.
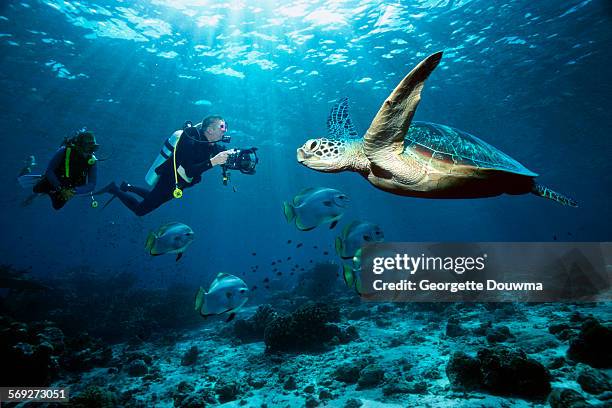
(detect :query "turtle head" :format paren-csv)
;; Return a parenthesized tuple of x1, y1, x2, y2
(297, 138, 352, 172)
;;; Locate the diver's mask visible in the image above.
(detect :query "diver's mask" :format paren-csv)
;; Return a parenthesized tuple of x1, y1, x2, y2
(183, 121, 231, 143)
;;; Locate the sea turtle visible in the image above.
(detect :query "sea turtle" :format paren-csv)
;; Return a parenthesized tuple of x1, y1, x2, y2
(297, 52, 577, 207)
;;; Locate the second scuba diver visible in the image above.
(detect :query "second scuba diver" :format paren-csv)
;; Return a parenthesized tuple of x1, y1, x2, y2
(96, 116, 245, 216)
(24, 131, 99, 210)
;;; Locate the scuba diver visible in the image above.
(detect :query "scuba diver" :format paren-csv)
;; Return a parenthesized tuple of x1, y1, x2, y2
(96, 115, 258, 216)
(21, 130, 99, 210)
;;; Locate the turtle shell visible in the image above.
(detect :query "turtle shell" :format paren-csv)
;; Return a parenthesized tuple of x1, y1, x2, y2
(404, 122, 537, 177)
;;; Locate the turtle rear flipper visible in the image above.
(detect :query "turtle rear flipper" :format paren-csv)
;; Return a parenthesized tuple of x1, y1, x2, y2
(532, 183, 578, 207)
(364, 52, 443, 179)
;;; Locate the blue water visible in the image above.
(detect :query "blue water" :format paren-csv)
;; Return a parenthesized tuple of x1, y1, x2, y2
(1, 2, 611, 406)
(0, 1, 610, 302)
(0, 0, 612, 286)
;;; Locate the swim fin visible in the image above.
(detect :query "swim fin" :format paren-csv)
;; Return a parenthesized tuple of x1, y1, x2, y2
(17, 174, 42, 189)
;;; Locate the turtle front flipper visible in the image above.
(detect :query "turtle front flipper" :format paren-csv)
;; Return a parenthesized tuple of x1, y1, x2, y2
(364, 52, 443, 182)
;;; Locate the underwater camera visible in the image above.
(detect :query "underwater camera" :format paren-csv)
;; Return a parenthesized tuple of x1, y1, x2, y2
(223, 147, 259, 175)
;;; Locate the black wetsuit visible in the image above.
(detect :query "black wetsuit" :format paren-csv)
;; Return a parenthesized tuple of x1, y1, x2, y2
(34, 147, 98, 210)
(112, 131, 225, 216)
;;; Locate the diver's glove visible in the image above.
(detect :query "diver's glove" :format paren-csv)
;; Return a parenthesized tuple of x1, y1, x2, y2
(59, 188, 75, 200)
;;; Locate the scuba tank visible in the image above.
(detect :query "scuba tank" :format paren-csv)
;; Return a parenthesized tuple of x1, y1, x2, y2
(145, 130, 182, 187)
(145, 121, 204, 187)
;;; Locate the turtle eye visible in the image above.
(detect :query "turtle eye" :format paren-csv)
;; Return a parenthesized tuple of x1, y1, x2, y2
(308, 140, 319, 150)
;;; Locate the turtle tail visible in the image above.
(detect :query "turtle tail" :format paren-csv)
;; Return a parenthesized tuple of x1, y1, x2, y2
(531, 183, 577, 207)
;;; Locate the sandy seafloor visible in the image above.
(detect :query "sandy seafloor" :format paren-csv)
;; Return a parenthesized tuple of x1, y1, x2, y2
(34, 299, 610, 408)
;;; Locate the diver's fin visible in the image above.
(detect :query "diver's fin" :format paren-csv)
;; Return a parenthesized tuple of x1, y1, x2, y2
(225, 312, 236, 323)
(330, 220, 339, 229)
(282, 201, 296, 223)
(176, 252, 183, 262)
(531, 183, 578, 207)
(93, 182, 118, 196)
(17, 174, 43, 189)
(101, 195, 117, 210)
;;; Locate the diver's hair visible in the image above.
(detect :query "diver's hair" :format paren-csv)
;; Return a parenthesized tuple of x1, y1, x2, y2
(201, 115, 225, 130)
(64, 131, 95, 147)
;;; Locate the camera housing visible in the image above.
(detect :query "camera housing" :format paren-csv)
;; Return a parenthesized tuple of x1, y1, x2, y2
(223, 147, 259, 174)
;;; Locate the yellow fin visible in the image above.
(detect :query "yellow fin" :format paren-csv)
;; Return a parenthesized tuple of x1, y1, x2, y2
(335, 237, 343, 256)
(342, 264, 354, 288)
(194, 287, 205, 312)
(283, 201, 296, 223)
(145, 232, 156, 253)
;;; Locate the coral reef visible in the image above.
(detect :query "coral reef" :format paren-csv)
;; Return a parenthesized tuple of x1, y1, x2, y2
(3, 269, 202, 342)
(446, 346, 551, 399)
(0, 317, 62, 386)
(263, 302, 357, 352)
(70, 386, 117, 408)
(567, 317, 611, 368)
(233, 304, 278, 343)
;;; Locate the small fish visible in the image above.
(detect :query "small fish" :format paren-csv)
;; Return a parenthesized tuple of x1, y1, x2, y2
(313, 245, 318, 249)
(323, 251, 329, 255)
(335, 220, 385, 259)
(287, 256, 292, 260)
(297, 243, 303, 248)
(272, 261, 276, 265)
(145, 222, 195, 261)
(265, 285, 270, 289)
(287, 240, 292, 244)
(251, 285, 258, 291)
(263, 278, 269, 283)
(252, 252, 257, 256)
(283, 187, 349, 231)
(276, 272, 282, 276)
(194, 273, 249, 322)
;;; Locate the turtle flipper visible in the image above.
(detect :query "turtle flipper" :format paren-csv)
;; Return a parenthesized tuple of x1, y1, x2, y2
(532, 183, 578, 207)
(364, 52, 443, 177)
(327, 97, 359, 140)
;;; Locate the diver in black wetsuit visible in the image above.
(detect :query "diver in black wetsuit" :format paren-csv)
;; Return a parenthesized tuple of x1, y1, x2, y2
(97, 116, 236, 216)
(31, 131, 99, 210)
